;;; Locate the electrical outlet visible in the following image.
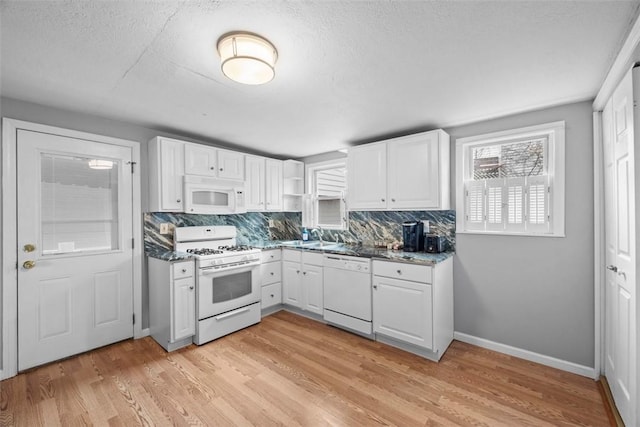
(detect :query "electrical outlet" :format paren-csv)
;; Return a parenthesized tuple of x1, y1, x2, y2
(159, 223, 170, 234)
(268, 220, 275, 227)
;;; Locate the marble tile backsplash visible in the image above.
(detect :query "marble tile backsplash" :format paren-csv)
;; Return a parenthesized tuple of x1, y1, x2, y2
(144, 210, 455, 253)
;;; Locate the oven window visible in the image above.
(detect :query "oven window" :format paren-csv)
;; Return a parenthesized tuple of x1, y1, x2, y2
(193, 190, 229, 206)
(211, 271, 252, 303)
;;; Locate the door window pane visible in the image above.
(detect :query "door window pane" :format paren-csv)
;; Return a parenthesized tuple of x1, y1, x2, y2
(41, 154, 120, 255)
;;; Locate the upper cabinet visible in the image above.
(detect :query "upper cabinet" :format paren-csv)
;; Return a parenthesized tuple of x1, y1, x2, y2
(184, 144, 244, 181)
(347, 130, 450, 211)
(149, 137, 185, 212)
(283, 160, 304, 212)
(245, 156, 284, 212)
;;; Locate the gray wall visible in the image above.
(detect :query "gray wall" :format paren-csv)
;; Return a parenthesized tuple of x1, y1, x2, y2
(445, 100, 595, 367)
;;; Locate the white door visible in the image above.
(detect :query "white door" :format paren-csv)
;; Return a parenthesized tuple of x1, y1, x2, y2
(302, 264, 323, 315)
(388, 132, 440, 209)
(217, 149, 245, 181)
(282, 261, 302, 307)
(603, 68, 637, 427)
(17, 129, 135, 371)
(347, 142, 387, 210)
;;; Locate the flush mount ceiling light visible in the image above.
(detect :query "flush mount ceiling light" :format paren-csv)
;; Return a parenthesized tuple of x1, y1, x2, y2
(88, 159, 114, 170)
(217, 32, 278, 85)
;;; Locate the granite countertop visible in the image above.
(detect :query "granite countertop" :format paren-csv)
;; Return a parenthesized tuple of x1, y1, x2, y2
(250, 240, 454, 266)
(145, 245, 194, 262)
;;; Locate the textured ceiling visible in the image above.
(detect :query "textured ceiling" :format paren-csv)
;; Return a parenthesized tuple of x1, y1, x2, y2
(1, 1, 638, 158)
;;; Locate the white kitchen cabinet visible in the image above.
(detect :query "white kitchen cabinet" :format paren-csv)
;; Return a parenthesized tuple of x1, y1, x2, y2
(372, 257, 453, 361)
(148, 137, 185, 212)
(265, 159, 284, 211)
(282, 249, 323, 315)
(348, 130, 450, 210)
(347, 142, 387, 209)
(260, 249, 282, 312)
(149, 257, 196, 352)
(184, 143, 244, 180)
(245, 156, 283, 211)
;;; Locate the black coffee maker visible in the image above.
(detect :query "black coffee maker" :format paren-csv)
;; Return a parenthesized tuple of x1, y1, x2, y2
(402, 221, 424, 252)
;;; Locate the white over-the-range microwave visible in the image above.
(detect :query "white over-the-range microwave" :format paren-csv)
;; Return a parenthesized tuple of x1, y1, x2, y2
(183, 175, 246, 214)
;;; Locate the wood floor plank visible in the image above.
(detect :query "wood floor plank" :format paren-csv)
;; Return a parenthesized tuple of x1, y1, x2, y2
(1, 311, 612, 426)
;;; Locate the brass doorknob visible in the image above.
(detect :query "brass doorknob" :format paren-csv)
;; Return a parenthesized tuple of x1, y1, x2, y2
(23, 260, 36, 269)
(23, 244, 36, 252)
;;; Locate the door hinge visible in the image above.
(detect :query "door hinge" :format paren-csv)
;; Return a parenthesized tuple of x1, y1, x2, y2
(132, 238, 135, 249)
(127, 161, 137, 174)
(133, 313, 135, 325)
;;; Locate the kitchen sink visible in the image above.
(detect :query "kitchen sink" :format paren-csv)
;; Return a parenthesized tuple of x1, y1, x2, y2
(280, 240, 341, 250)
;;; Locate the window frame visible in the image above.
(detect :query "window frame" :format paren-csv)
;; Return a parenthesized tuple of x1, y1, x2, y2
(455, 121, 565, 237)
(303, 159, 348, 231)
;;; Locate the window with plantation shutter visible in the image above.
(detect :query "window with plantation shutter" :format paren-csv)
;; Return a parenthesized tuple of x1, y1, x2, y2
(456, 122, 565, 237)
(303, 159, 348, 230)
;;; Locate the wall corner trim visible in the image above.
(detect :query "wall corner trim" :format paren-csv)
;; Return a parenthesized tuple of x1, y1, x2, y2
(453, 331, 598, 379)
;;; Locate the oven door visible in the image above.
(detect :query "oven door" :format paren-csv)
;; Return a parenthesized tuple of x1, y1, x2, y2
(197, 264, 260, 319)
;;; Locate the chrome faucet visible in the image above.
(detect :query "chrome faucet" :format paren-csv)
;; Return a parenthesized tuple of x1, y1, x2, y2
(312, 227, 323, 244)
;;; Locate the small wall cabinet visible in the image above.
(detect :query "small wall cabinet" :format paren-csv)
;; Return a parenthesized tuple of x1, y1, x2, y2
(148, 137, 185, 212)
(245, 156, 284, 212)
(184, 144, 244, 181)
(372, 258, 453, 361)
(148, 257, 196, 352)
(282, 249, 323, 315)
(347, 129, 450, 210)
(260, 249, 282, 312)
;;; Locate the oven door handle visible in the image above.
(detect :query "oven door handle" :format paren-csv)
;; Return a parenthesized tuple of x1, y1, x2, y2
(200, 264, 258, 276)
(215, 306, 251, 321)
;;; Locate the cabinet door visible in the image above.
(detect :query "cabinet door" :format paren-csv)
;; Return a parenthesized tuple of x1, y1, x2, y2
(347, 143, 387, 209)
(282, 260, 302, 307)
(373, 276, 433, 349)
(184, 143, 217, 176)
(265, 159, 283, 211)
(218, 150, 245, 181)
(172, 277, 195, 341)
(159, 139, 185, 211)
(245, 156, 266, 211)
(302, 264, 323, 315)
(388, 132, 441, 209)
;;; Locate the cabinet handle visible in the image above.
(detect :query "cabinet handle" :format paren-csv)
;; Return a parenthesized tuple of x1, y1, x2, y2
(210, 166, 215, 170)
(391, 198, 396, 202)
(182, 268, 187, 273)
(177, 199, 181, 203)
(296, 270, 300, 274)
(219, 168, 224, 171)
(270, 255, 274, 259)
(270, 294, 274, 298)
(381, 198, 385, 202)
(189, 286, 194, 290)
(270, 272, 274, 275)
(396, 269, 402, 275)
(373, 284, 378, 290)
(303, 271, 307, 275)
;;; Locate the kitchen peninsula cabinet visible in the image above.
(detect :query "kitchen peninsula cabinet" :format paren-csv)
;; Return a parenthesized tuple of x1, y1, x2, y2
(149, 257, 195, 352)
(347, 130, 450, 210)
(282, 249, 323, 315)
(372, 257, 453, 361)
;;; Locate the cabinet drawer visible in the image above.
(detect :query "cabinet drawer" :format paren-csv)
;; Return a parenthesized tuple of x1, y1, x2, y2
(173, 261, 194, 279)
(373, 261, 432, 284)
(282, 248, 302, 262)
(261, 282, 282, 309)
(261, 261, 282, 285)
(302, 251, 324, 266)
(261, 249, 282, 263)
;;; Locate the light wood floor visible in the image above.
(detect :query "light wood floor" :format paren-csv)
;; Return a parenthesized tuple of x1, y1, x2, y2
(1, 311, 612, 426)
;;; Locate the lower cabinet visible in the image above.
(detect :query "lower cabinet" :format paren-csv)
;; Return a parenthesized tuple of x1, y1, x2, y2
(149, 257, 196, 352)
(282, 249, 323, 315)
(260, 249, 282, 311)
(372, 258, 453, 361)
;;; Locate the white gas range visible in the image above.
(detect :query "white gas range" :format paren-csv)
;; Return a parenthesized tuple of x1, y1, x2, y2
(174, 226, 262, 345)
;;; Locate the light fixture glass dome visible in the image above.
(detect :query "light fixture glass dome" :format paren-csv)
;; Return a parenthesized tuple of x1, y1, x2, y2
(88, 159, 114, 170)
(217, 32, 278, 85)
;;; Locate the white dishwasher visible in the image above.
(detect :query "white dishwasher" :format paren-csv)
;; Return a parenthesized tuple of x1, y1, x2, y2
(323, 254, 373, 335)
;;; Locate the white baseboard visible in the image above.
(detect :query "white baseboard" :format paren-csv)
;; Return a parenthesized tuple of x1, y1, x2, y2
(140, 328, 150, 338)
(453, 332, 598, 379)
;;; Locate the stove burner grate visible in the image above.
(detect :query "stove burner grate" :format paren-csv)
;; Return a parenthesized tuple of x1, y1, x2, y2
(186, 248, 225, 255)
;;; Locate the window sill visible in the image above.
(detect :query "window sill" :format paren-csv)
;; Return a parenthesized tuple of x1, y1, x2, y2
(455, 230, 565, 238)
